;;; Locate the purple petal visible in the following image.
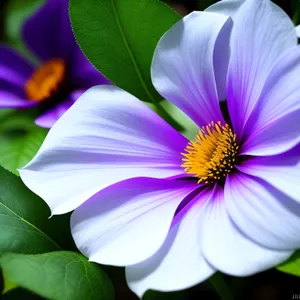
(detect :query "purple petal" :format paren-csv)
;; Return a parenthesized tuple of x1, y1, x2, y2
(225, 173, 300, 250)
(237, 144, 300, 202)
(34, 90, 84, 128)
(126, 188, 215, 298)
(71, 177, 198, 267)
(19, 86, 188, 215)
(22, 0, 74, 62)
(0, 91, 35, 108)
(201, 186, 292, 276)
(226, 0, 297, 141)
(151, 11, 232, 128)
(0, 45, 34, 87)
(241, 46, 300, 156)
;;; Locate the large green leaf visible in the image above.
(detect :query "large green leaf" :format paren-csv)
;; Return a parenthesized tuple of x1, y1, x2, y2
(277, 250, 300, 276)
(0, 166, 74, 254)
(70, 0, 180, 103)
(0, 110, 48, 176)
(1, 252, 114, 300)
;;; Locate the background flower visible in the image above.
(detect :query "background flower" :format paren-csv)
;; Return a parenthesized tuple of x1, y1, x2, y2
(0, 0, 109, 128)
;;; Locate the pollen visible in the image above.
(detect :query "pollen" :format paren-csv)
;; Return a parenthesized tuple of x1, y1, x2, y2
(25, 58, 66, 102)
(182, 121, 239, 184)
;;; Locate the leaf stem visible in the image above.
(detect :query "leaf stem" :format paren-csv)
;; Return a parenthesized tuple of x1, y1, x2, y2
(209, 272, 235, 300)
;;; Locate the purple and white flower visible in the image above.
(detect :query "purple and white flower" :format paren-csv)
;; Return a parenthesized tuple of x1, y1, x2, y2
(0, 0, 109, 128)
(20, 0, 300, 297)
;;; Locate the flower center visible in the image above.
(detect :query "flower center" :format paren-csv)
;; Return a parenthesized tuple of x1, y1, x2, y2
(25, 58, 66, 102)
(182, 121, 239, 184)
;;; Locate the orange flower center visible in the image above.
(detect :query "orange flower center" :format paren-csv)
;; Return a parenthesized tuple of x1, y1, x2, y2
(182, 121, 239, 184)
(25, 58, 66, 102)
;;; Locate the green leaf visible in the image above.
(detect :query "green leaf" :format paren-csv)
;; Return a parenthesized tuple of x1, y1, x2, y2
(277, 250, 300, 276)
(70, 0, 180, 103)
(0, 111, 48, 176)
(1, 252, 114, 300)
(0, 166, 74, 254)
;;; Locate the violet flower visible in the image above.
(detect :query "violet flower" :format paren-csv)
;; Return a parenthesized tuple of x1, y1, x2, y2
(20, 0, 300, 297)
(0, 0, 109, 128)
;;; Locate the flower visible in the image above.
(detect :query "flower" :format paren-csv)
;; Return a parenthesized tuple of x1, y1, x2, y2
(20, 0, 300, 297)
(0, 0, 109, 128)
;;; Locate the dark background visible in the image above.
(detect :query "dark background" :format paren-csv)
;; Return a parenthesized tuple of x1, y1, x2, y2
(0, 0, 300, 299)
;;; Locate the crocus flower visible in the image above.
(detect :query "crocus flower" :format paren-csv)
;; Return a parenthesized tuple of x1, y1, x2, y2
(0, 0, 108, 128)
(20, 0, 300, 297)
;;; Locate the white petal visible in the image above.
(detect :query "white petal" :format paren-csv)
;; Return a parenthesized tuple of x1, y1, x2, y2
(225, 0, 297, 140)
(126, 189, 215, 298)
(201, 186, 292, 276)
(237, 145, 300, 202)
(19, 86, 188, 214)
(71, 177, 198, 266)
(241, 47, 300, 156)
(205, 0, 246, 16)
(225, 173, 300, 250)
(151, 11, 232, 127)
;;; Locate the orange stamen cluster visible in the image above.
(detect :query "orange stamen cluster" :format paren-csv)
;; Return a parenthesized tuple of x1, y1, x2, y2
(25, 58, 66, 102)
(182, 121, 238, 184)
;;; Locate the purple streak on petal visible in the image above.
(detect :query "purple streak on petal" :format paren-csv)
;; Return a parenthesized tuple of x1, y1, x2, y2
(22, 0, 74, 62)
(226, 0, 297, 141)
(201, 185, 292, 276)
(0, 45, 34, 87)
(71, 177, 198, 266)
(237, 144, 300, 203)
(20, 86, 189, 215)
(151, 11, 232, 128)
(225, 172, 300, 250)
(126, 188, 215, 298)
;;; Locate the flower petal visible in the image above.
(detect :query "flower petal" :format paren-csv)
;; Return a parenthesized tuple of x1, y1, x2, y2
(151, 11, 232, 127)
(201, 186, 292, 276)
(0, 45, 34, 87)
(126, 189, 215, 298)
(34, 90, 84, 128)
(225, 173, 300, 250)
(241, 46, 300, 156)
(71, 177, 198, 266)
(205, 0, 246, 16)
(237, 145, 300, 202)
(0, 91, 35, 108)
(19, 86, 188, 214)
(22, 0, 74, 61)
(226, 0, 297, 140)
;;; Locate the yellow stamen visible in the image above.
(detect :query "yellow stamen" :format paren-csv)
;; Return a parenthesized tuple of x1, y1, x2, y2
(182, 121, 239, 184)
(25, 58, 66, 102)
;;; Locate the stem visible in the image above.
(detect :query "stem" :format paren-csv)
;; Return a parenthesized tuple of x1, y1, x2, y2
(154, 101, 184, 132)
(209, 272, 235, 300)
